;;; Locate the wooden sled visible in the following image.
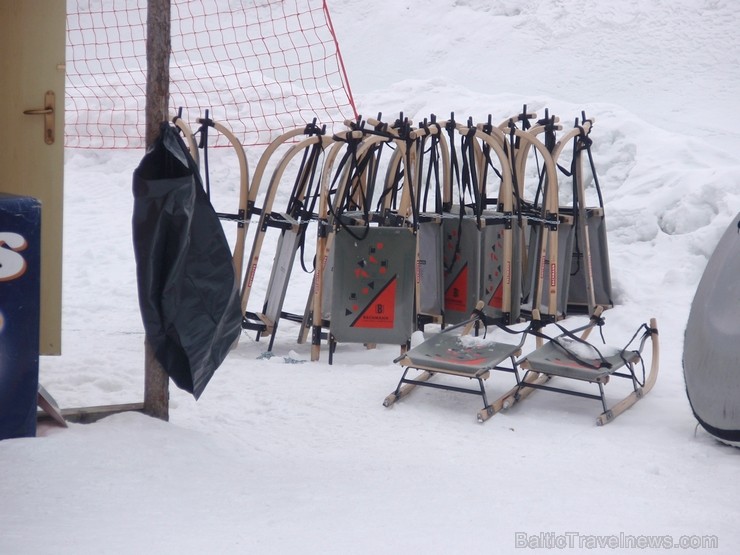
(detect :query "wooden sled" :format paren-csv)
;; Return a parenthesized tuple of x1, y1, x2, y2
(194, 114, 252, 290)
(383, 303, 531, 422)
(515, 315, 659, 425)
(240, 124, 333, 348)
(307, 127, 394, 361)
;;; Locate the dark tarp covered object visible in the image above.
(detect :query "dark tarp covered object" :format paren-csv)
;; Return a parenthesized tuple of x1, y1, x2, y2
(132, 123, 242, 399)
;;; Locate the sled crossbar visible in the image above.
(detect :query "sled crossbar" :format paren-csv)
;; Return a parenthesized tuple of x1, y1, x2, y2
(216, 211, 247, 225)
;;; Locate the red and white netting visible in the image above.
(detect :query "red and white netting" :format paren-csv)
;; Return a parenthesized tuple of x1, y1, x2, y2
(65, 0, 357, 148)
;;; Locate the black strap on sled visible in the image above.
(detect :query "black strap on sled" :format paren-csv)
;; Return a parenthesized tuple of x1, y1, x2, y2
(444, 113, 460, 213)
(552, 322, 612, 370)
(617, 322, 654, 388)
(530, 110, 557, 213)
(581, 112, 605, 209)
(191, 110, 248, 227)
(291, 131, 326, 274)
(471, 306, 532, 340)
(441, 122, 480, 274)
(569, 118, 584, 276)
(197, 109, 212, 199)
(460, 121, 482, 227)
(372, 116, 420, 230)
(417, 117, 443, 215)
(443, 114, 466, 273)
(399, 117, 420, 231)
(503, 119, 525, 226)
(328, 129, 379, 241)
(568, 114, 604, 278)
(523, 312, 612, 371)
(375, 120, 404, 215)
(327, 131, 362, 234)
(478, 115, 495, 210)
(287, 130, 324, 221)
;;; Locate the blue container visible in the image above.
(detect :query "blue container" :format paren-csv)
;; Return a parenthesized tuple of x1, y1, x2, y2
(0, 193, 41, 440)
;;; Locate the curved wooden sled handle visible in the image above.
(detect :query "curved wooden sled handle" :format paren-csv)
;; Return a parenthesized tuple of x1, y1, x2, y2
(596, 317, 659, 426)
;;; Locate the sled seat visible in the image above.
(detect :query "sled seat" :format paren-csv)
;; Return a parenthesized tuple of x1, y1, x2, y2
(516, 316, 659, 425)
(521, 340, 640, 382)
(400, 333, 522, 378)
(383, 304, 529, 422)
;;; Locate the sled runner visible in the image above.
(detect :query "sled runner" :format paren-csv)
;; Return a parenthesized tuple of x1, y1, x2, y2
(240, 123, 333, 348)
(505, 112, 566, 322)
(514, 112, 613, 318)
(239, 122, 325, 317)
(383, 302, 532, 422)
(172, 109, 199, 166)
(193, 113, 252, 290)
(173, 110, 255, 314)
(558, 114, 614, 315)
(515, 313, 659, 425)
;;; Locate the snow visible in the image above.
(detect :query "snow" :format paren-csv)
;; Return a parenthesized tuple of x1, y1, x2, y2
(2, 0, 740, 553)
(553, 337, 622, 361)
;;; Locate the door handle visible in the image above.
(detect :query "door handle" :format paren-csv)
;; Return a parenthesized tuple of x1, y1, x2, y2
(23, 90, 55, 145)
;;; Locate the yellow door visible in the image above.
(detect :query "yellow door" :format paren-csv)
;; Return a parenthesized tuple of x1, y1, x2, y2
(0, 1, 65, 355)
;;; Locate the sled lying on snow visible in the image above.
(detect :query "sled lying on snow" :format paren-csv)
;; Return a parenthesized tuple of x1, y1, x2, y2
(384, 304, 659, 425)
(517, 313, 659, 425)
(383, 303, 534, 422)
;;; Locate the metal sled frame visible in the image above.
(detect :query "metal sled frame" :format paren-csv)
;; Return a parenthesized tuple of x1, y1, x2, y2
(365, 116, 453, 329)
(506, 115, 565, 322)
(239, 125, 324, 318)
(240, 124, 333, 349)
(173, 113, 251, 347)
(515, 114, 611, 319)
(439, 120, 519, 325)
(399, 118, 450, 327)
(324, 118, 421, 362)
(172, 111, 200, 167)
(193, 116, 251, 289)
(256, 134, 331, 347)
(174, 113, 254, 315)
(559, 114, 613, 315)
(515, 316, 659, 425)
(308, 128, 395, 361)
(384, 303, 532, 422)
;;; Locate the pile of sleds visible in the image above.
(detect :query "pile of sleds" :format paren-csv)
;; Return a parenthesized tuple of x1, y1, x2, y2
(173, 107, 659, 425)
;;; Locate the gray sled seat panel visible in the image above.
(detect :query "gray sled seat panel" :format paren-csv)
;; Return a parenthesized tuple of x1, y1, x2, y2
(403, 333, 520, 377)
(522, 338, 639, 382)
(385, 303, 531, 423)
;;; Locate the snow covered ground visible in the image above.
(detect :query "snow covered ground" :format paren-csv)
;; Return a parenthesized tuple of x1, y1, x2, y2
(2, 1, 740, 553)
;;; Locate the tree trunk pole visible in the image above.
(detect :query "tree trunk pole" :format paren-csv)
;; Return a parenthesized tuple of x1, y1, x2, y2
(143, 0, 171, 420)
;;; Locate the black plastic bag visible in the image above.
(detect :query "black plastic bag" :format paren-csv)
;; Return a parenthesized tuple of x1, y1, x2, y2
(132, 123, 242, 399)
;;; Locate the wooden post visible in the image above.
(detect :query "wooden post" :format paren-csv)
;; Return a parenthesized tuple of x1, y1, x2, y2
(143, 0, 171, 420)
(145, 0, 170, 148)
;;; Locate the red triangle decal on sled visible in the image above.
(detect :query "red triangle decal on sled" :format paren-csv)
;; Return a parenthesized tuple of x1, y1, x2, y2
(445, 263, 469, 313)
(488, 279, 503, 310)
(351, 276, 397, 329)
